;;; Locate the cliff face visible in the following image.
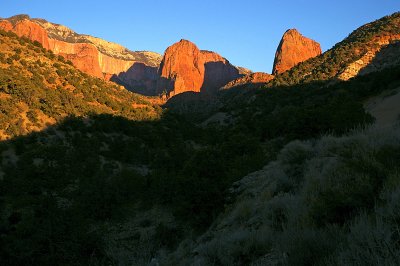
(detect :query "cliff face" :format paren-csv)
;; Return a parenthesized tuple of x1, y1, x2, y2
(157, 40, 241, 96)
(0, 15, 162, 93)
(0, 20, 13, 32)
(272, 29, 321, 75)
(201, 50, 241, 93)
(0, 15, 251, 97)
(111, 63, 159, 96)
(158, 40, 205, 96)
(13, 19, 51, 49)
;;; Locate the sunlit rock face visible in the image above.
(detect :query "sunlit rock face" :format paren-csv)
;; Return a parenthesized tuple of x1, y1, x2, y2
(157, 39, 241, 96)
(337, 35, 400, 81)
(0, 15, 162, 93)
(0, 15, 248, 96)
(157, 39, 205, 96)
(273, 29, 321, 75)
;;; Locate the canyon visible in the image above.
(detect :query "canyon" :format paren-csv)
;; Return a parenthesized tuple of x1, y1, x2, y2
(0, 15, 326, 97)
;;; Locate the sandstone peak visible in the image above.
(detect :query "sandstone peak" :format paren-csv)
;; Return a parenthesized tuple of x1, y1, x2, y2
(167, 39, 200, 51)
(283, 28, 301, 36)
(272, 29, 321, 75)
(158, 39, 205, 96)
(179, 39, 192, 43)
(157, 39, 241, 96)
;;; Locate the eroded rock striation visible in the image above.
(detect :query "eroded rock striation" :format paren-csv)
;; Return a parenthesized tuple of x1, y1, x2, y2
(0, 15, 162, 92)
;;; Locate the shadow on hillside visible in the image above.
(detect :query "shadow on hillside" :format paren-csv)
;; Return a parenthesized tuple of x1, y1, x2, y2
(0, 112, 192, 264)
(359, 41, 400, 76)
(3, 64, 400, 264)
(109, 57, 243, 98)
(0, 109, 267, 264)
(201, 61, 241, 94)
(110, 62, 159, 96)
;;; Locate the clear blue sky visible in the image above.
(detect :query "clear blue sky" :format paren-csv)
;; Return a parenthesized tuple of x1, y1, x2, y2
(1, 1, 399, 73)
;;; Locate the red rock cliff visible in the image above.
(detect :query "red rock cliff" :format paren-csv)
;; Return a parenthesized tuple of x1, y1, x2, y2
(0, 15, 162, 91)
(0, 20, 13, 32)
(272, 29, 321, 75)
(158, 39, 205, 96)
(200, 50, 240, 93)
(157, 39, 241, 96)
(13, 19, 50, 49)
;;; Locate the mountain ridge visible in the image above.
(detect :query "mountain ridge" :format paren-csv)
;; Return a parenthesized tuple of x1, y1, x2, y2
(269, 12, 400, 87)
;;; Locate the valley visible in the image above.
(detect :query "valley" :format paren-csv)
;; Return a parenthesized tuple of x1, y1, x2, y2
(0, 9, 399, 266)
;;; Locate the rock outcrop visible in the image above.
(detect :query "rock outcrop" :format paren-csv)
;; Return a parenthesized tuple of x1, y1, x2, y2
(337, 36, 400, 81)
(0, 20, 13, 32)
(13, 19, 51, 49)
(221, 72, 274, 90)
(0, 15, 162, 93)
(158, 40, 205, 96)
(157, 39, 241, 96)
(272, 29, 321, 75)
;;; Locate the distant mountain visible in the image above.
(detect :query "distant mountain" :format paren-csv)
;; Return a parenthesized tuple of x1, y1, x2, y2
(270, 12, 400, 86)
(0, 14, 162, 95)
(272, 28, 321, 75)
(157, 39, 242, 96)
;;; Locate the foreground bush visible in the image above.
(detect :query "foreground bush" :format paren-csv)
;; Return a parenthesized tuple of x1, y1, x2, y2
(165, 125, 400, 265)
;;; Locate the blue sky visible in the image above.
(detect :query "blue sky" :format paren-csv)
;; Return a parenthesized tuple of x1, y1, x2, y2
(1, 1, 399, 73)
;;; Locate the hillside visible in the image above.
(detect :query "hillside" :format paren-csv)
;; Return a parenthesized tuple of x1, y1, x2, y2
(269, 12, 400, 86)
(0, 29, 160, 140)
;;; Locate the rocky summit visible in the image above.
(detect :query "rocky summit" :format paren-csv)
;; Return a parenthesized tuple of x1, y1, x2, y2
(272, 29, 321, 75)
(157, 39, 241, 96)
(157, 40, 205, 96)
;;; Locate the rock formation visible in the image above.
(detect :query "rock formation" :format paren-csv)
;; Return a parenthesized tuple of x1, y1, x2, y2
(0, 15, 248, 97)
(337, 36, 400, 80)
(272, 29, 321, 75)
(157, 39, 241, 96)
(221, 72, 274, 90)
(201, 51, 240, 93)
(158, 40, 205, 96)
(0, 15, 162, 92)
(0, 20, 14, 33)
